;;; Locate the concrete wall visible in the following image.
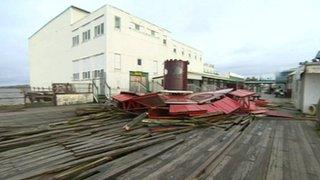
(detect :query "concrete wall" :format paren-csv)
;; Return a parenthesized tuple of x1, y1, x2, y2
(55, 93, 93, 106)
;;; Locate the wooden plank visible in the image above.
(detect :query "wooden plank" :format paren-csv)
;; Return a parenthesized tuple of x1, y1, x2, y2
(286, 121, 308, 180)
(143, 130, 226, 179)
(266, 123, 284, 180)
(116, 129, 212, 179)
(94, 139, 184, 179)
(296, 122, 320, 178)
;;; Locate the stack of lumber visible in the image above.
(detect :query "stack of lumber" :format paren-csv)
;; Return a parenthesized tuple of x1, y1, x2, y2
(0, 105, 253, 179)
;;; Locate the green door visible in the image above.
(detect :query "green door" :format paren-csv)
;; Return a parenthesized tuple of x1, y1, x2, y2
(129, 71, 149, 93)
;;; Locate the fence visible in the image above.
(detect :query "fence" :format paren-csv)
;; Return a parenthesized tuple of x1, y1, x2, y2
(0, 87, 29, 105)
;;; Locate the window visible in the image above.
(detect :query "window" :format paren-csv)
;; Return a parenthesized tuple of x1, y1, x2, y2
(163, 35, 167, 45)
(93, 69, 104, 78)
(188, 53, 191, 58)
(137, 59, 142, 65)
(173, 48, 177, 54)
(200, 56, 202, 61)
(72, 35, 79, 46)
(114, 53, 121, 70)
(82, 71, 90, 79)
(151, 30, 155, 36)
(163, 39, 167, 45)
(135, 23, 140, 30)
(195, 55, 197, 60)
(100, 69, 104, 77)
(115, 16, 121, 29)
(93, 70, 98, 78)
(94, 23, 104, 37)
(73, 73, 79, 80)
(82, 30, 90, 42)
(153, 60, 158, 74)
(182, 49, 184, 56)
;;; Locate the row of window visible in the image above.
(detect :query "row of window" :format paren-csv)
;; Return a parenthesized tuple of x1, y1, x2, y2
(73, 69, 104, 80)
(173, 48, 202, 61)
(131, 22, 157, 37)
(113, 15, 167, 46)
(72, 23, 104, 46)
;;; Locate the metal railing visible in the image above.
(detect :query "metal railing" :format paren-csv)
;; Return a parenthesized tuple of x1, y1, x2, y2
(104, 81, 112, 99)
(92, 80, 100, 103)
(31, 87, 52, 92)
(201, 84, 216, 92)
(92, 78, 112, 102)
(130, 81, 149, 93)
(187, 84, 202, 93)
(150, 81, 164, 92)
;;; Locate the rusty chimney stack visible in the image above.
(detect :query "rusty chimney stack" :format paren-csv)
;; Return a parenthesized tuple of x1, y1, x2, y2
(163, 59, 189, 91)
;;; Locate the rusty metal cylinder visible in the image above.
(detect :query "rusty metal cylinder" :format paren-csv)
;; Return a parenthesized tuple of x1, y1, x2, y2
(164, 59, 189, 90)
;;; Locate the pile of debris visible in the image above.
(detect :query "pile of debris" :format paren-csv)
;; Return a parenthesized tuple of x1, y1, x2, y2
(112, 88, 294, 120)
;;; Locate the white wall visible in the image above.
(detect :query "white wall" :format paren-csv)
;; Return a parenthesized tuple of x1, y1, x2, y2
(105, 5, 203, 93)
(29, 8, 73, 87)
(170, 40, 203, 73)
(292, 77, 302, 110)
(105, 6, 170, 92)
(302, 73, 320, 113)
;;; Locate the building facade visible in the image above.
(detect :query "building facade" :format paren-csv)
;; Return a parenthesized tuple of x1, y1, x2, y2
(29, 5, 203, 94)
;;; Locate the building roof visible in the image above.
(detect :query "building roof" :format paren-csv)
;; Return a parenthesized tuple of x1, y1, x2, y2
(29, 6, 90, 39)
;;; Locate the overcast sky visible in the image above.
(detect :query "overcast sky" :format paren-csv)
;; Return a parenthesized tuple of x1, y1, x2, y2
(1, 0, 320, 86)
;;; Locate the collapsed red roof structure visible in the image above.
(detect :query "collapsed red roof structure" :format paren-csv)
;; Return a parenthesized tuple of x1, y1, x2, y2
(111, 89, 288, 119)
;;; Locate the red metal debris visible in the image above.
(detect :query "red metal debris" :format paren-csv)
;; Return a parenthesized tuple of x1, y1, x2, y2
(132, 93, 166, 107)
(228, 89, 255, 97)
(198, 104, 222, 113)
(212, 97, 241, 114)
(169, 104, 207, 116)
(162, 95, 197, 105)
(255, 99, 269, 107)
(148, 106, 171, 119)
(113, 89, 258, 119)
(112, 92, 139, 102)
(228, 89, 256, 111)
(249, 102, 257, 111)
(186, 88, 233, 103)
(264, 110, 294, 118)
(250, 110, 268, 114)
(112, 92, 142, 111)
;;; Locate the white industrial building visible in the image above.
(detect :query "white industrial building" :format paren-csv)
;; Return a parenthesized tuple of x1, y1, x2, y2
(29, 5, 203, 95)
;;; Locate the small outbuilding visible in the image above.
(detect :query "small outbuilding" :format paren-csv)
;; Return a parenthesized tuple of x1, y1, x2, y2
(291, 61, 320, 114)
